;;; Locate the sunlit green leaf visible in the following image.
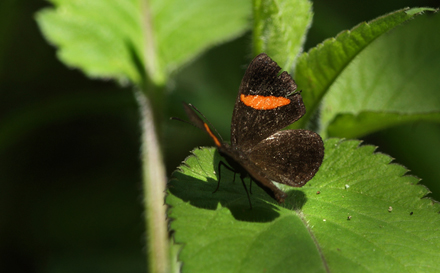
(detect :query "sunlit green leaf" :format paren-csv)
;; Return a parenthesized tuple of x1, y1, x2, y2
(167, 139, 440, 272)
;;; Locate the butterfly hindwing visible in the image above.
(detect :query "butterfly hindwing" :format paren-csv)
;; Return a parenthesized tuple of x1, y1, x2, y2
(230, 53, 306, 152)
(248, 130, 324, 187)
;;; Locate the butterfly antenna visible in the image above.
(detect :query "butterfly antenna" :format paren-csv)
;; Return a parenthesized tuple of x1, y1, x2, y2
(170, 116, 199, 128)
(188, 104, 224, 142)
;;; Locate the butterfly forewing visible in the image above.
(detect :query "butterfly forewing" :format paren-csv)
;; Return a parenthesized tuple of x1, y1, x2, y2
(230, 53, 305, 152)
(247, 130, 324, 187)
(182, 103, 223, 148)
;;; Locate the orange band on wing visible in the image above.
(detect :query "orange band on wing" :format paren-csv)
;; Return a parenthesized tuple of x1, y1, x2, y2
(204, 123, 221, 147)
(240, 94, 290, 110)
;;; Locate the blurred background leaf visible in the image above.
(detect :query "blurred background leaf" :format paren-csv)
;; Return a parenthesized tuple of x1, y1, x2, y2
(253, 0, 313, 70)
(0, 0, 439, 272)
(294, 7, 435, 130)
(322, 13, 440, 138)
(36, 0, 146, 84)
(36, 0, 251, 86)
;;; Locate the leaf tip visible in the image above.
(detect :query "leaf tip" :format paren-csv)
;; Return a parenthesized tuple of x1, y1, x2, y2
(404, 7, 439, 17)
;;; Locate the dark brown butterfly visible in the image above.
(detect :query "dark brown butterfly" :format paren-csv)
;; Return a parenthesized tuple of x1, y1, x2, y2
(179, 53, 324, 208)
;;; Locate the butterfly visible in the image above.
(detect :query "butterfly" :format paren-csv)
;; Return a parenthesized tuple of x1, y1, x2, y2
(179, 53, 324, 208)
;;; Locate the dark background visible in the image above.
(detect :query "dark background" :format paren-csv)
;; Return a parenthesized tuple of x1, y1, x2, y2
(1, 1, 439, 272)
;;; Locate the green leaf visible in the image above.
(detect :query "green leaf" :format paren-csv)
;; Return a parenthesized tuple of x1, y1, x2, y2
(36, 0, 251, 86)
(253, 0, 313, 70)
(153, 0, 251, 79)
(322, 13, 440, 138)
(293, 7, 436, 129)
(167, 139, 440, 272)
(376, 123, 440, 202)
(36, 0, 146, 84)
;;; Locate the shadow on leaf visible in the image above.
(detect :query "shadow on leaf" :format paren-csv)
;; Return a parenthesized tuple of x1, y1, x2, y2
(169, 171, 283, 222)
(284, 189, 308, 211)
(168, 148, 310, 222)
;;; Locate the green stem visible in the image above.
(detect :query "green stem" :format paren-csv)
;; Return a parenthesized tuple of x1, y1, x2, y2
(136, 90, 169, 273)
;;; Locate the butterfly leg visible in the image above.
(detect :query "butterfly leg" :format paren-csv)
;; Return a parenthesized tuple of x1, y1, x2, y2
(240, 173, 252, 209)
(249, 177, 253, 194)
(214, 161, 236, 194)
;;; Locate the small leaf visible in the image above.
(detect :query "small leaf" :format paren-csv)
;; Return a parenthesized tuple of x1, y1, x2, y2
(322, 13, 440, 138)
(167, 139, 440, 272)
(253, 0, 313, 70)
(293, 7, 436, 129)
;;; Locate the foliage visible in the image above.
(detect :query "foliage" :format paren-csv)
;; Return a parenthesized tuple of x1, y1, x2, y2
(168, 141, 440, 272)
(166, 4, 440, 273)
(30, 0, 440, 272)
(36, 0, 251, 86)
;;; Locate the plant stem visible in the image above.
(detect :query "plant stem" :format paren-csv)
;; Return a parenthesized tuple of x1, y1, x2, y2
(136, 90, 169, 273)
